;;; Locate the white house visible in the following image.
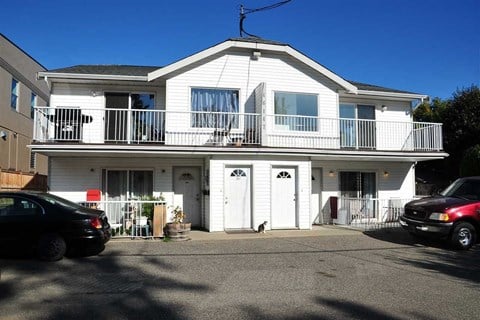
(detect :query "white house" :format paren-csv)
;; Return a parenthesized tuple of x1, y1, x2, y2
(32, 38, 447, 234)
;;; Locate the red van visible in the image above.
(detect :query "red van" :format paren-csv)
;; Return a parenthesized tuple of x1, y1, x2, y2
(400, 176, 480, 250)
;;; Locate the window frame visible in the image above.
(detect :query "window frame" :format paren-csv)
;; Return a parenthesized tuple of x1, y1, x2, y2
(0, 196, 43, 216)
(339, 103, 376, 149)
(339, 171, 377, 199)
(11, 78, 19, 110)
(190, 87, 240, 129)
(30, 151, 36, 169)
(30, 93, 37, 118)
(274, 91, 319, 132)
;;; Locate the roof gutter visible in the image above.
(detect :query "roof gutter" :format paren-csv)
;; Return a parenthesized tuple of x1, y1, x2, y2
(355, 89, 429, 101)
(37, 71, 148, 82)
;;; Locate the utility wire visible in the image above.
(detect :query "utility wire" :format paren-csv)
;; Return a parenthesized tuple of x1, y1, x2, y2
(239, 0, 292, 38)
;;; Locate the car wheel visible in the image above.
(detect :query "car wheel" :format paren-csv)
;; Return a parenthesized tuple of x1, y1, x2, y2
(450, 222, 477, 250)
(37, 233, 67, 261)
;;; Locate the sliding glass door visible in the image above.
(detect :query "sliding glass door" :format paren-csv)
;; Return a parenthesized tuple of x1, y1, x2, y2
(105, 170, 153, 230)
(105, 92, 156, 143)
(340, 171, 377, 218)
(340, 104, 376, 149)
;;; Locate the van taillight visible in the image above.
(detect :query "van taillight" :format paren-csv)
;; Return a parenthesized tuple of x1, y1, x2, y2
(90, 217, 102, 229)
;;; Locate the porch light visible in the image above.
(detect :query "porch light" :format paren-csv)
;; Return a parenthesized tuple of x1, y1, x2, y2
(383, 171, 389, 177)
(381, 105, 387, 112)
(328, 170, 335, 177)
(0, 131, 6, 140)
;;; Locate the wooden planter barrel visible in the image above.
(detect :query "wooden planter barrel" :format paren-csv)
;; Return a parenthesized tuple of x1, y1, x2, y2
(164, 222, 191, 241)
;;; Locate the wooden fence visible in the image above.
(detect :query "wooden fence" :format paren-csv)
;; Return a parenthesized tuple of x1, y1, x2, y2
(0, 170, 48, 191)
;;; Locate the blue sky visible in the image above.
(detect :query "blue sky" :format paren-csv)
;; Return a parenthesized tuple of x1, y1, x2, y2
(1, 0, 479, 99)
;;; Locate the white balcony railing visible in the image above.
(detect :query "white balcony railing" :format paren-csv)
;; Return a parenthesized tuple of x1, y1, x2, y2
(336, 197, 415, 229)
(33, 107, 443, 152)
(79, 199, 166, 238)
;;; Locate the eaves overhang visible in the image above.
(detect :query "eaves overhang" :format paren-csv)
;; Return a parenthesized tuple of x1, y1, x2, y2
(37, 71, 148, 82)
(355, 90, 429, 101)
(29, 144, 447, 162)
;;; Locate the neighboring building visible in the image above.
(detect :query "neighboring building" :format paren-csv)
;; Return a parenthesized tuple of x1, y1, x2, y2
(0, 34, 49, 189)
(33, 38, 447, 233)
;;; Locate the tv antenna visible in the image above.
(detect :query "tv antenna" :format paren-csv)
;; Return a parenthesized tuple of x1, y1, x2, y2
(239, 0, 292, 38)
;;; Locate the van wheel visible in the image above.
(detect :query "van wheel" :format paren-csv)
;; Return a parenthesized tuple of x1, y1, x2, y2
(450, 222, 476, 250)
(37, 233, 67, 261)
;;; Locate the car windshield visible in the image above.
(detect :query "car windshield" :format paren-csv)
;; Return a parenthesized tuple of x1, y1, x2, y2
(440, 178, 480, 200)
(38, 193, 84, 210)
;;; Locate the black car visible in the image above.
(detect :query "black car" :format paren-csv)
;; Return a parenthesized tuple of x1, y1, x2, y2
(0, 191, 111, 261)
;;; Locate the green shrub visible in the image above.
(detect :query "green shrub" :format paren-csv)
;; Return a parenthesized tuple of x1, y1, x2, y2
(460, 145, 480, 177)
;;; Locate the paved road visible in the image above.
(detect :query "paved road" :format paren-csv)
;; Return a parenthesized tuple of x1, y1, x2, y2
(1, 228, 479, 320)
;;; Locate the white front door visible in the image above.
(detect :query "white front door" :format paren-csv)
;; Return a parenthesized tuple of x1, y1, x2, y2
(311, 168, 323, 224)
(224, 167, 251, 229)
(173, 167, 201, 227)
(271, 167, 296, 229)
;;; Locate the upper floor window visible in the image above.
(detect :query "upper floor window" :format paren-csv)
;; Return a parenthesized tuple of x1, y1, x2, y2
(30, 93, 37, 119)
(11, 79, 19, 110)
(274, 92, 318, 131)
(191, 88, 239, 128)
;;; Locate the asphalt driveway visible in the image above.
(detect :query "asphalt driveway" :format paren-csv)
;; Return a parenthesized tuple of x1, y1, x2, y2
(1, 227, 479, 320)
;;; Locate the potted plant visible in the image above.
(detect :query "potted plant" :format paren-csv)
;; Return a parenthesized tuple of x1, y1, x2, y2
(140, 194, 165, 221)
(135, 194, 165, 237)
(164, 205, 191, 241)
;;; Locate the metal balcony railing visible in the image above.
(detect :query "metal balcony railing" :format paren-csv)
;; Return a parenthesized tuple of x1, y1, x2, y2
(336, 197, 416, 230)
(80, 199, 166, 238)
(33, 107, 443, 152)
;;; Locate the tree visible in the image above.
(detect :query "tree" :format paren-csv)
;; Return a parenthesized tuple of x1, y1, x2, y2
(460, 144, 480, 177)
(442, 85, 480, 179)
(414, 85, 480, 185)
(413, 97, 447, 123)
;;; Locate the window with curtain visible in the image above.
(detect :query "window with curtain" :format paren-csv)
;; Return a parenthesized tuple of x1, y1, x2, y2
(129, 170, 153, 199)
(191, 88, 239, 128)
(274, 92, 318, 131)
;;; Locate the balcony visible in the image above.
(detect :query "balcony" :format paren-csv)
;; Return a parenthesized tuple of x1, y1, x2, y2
(33, 107, 443, 152)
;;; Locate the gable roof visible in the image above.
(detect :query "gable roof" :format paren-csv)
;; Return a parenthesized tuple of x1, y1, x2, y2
(37, 38, 427, 100)
(349, 81, 416, 95)
(146, 37, 358, 94)
(348, 80, 427, 100)
(38, 65, 160, 81)
(47, 65, 160, 76)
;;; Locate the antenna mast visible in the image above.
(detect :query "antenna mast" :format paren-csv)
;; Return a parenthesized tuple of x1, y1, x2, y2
(239, 0, 292, 38)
